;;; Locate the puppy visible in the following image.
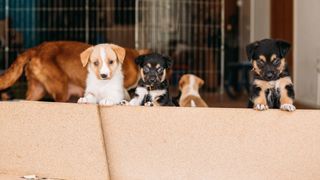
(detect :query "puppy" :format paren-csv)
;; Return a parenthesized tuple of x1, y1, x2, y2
(128, 53, 174, 106)
(178, 74, 208, 107)
(0, 41, 147, 102)
(78, 44, 127, 106)
(246, 39, 295, 111)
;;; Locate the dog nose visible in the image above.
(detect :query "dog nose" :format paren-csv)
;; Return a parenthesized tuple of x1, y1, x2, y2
(149, 76, 156, 83)
(266, 72, 273, 79)
(100, 74, 108, 79)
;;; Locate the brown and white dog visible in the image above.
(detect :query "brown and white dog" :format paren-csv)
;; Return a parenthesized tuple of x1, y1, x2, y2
(0, 41, 147, 102)
(78, 44, 129, 105)
(178, 74, 208, 107)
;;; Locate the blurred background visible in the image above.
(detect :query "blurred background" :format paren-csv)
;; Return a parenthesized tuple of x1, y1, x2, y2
(0, 0, 319, 109)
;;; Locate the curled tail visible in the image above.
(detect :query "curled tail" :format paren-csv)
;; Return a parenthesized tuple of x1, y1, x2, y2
(0, 50, 34, 90)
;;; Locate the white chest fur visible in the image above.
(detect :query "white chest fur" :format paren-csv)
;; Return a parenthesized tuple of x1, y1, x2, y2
(148, 89, 167, 101)
(84, 65, 124, 104)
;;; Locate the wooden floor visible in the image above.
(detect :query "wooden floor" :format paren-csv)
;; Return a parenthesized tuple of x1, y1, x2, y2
(200, 92, 317, 109)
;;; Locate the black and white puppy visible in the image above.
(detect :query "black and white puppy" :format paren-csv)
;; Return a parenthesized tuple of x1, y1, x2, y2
(128, 53, 174, 106)
(246, 39, 295, 112)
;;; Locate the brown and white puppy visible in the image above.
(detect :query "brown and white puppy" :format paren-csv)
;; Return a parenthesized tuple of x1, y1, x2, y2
(78, 44, 129, 105)
(0, 41, 146, 102)
(178, 74, 208, 107)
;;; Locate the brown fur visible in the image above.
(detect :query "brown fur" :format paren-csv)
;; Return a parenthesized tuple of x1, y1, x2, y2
(180, 95, 208, 107)
(279, 77, 293, 105)
(0, 41, 148, 102)
(178, 74, 208, 107)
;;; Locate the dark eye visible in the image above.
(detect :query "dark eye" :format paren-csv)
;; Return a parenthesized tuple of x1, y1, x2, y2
(157, 67, 163, 73)
(143, 66, 149, 73)
(256, 59, 264, 66)
(273, 58, 281, 66)
(93, 61, 99, 66)
(109, 60, 114, 65)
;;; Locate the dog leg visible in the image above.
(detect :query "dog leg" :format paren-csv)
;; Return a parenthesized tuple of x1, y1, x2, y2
(129, 87, 148, 106)
(251, 84, 269, 111)
(25, 68, 46, 101)
(35, 63, 69, 102)
(99, 99, 115, 106)
(78, 93, 97, 104)
(279, 77, 295, 112)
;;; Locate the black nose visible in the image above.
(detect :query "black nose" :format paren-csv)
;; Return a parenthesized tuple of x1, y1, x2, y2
(100, 74, 108, 79)
(266, 72, 273, 79)
(149, 76, 156, 82)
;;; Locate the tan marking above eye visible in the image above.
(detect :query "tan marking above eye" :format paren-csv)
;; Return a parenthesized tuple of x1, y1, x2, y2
(271, 54, 277, 61)
(156, 64, 160, 68)
(259, 55, 267, 62)
(147, 63, 151, 67)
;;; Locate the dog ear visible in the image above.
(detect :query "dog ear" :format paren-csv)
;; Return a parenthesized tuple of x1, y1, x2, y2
(179, 76, 186, 90)
(110, 44, 126, 63)
(80, 46, 94, 67)
(196, 76, 205, 88)
(162, 54, 173, 68)
(276, 40, 291, 58)
(135, 54, 146, 67)
(246, 41, 259, 61)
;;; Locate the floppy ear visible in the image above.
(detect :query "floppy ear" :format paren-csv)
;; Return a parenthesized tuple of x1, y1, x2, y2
(246, 41, 259, 61)
(162, 54, 173, 68)
(110, 44, 126, 63)
(276, 40, 291, 58)
(135, 54, 146, 67)
(80, 46, 94, 67)
(179, 76, 186, 90)
(196, 76, 205, 87)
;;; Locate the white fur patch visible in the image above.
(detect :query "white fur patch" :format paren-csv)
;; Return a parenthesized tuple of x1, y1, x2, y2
(190, 100, 196, 107)
(254, 104, 269, 111)
(149, 89, 166, 101)
(129, 87, 148, 106)
(78, 63, 124, 105)
(280, 104, 296, 112)
(100, 47, 110, 76)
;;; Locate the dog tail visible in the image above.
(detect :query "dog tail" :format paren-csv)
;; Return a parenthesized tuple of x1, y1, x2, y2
(181, 95, 208, 107)
(0, 49, 35, 90)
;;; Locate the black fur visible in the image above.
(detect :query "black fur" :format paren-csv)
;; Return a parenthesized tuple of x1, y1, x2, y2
(133, 53, 175, 106)
(246, 39, 295, 109)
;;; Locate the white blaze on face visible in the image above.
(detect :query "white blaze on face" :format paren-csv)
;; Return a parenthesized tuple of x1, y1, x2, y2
(99, 47, 110, 77)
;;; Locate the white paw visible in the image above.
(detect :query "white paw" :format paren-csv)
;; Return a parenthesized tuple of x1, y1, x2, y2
(78, 97, 88, 104)
(254, 104, 269, 111)
(119, 100, 129, 106)
(99, 99, 115, 106)
(144, 101, 154, 107)
(280, 104, 296, 112)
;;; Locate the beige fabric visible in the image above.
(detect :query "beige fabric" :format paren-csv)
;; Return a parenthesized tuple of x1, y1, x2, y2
(0, 101, 109, 180)
(100, 106, 320, 180)
(1, 101, 320, 180)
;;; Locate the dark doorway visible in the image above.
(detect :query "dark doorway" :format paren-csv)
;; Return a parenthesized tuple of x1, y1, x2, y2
(271, 0, 293, 75)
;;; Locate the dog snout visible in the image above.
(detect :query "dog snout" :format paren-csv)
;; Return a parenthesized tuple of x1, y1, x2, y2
(266, 72, 274, 80)
(149, 76, 157, 83)
(100, 74, 108, 79)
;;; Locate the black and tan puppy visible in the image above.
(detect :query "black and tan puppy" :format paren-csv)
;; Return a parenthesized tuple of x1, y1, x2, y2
(128, 53, 174, 106)
(246, 39, 295, 112)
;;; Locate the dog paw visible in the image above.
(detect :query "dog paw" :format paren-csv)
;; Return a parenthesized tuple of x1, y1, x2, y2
(280, 104, 296, 112)
(119, 100, 129, 106)
(99, 99, 115, 106)
(78, 97, 88, 104)
(254, 104, 269, 111)
(144, 101, 154, 107)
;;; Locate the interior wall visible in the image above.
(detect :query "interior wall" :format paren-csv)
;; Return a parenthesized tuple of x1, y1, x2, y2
(252, 0, 271, 40)
(239, 0, 270, 60)
(294, 0, 320, 107)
